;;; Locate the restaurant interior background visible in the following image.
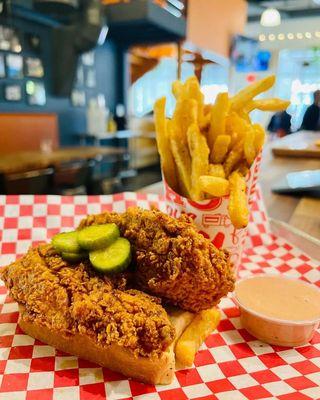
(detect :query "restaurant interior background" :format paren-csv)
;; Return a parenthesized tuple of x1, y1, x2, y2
(0, 0, 319, 198)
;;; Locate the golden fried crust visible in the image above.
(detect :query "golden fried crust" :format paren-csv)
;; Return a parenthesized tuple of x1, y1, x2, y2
(0, 245, 175, 358)
(79, 207, 235, 312)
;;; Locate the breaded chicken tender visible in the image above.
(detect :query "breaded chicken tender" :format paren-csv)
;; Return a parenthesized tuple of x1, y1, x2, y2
(0, 245, 175, 358)
(79, 207, 235, 312)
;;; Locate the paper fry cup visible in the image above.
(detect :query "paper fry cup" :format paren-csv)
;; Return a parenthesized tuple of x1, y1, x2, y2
(163, 154, 262, 269)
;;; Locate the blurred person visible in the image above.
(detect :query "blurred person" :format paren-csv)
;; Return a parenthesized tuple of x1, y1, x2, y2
(267, 110, 292, 137)
(300, 90, 320, 131)
(114, 104, 127, 131)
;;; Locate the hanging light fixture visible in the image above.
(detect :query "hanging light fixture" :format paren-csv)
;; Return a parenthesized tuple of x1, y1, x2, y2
(260, 8, 281, 27)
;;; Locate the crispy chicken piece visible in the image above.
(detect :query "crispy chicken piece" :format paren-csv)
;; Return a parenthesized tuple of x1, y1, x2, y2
(0, 245, 175, 358)
(79, 207, 235, 312)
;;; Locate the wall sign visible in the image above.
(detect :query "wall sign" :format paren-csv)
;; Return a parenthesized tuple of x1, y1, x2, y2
(25, 57, 44, 78)
(71, 89, 86, 107)
(0, 26, 22, 53)
(6, 54, 23, 79)
(76, 65, 84, 86)
(0, 54, 5, 78)
(82, 51, 95, 66)
(4, 84, 22, 101)
(26, 80, 46, 106)
(86, 68, 96, 88)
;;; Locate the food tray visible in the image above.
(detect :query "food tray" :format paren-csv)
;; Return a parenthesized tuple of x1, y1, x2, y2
(0, 191, 319, 400)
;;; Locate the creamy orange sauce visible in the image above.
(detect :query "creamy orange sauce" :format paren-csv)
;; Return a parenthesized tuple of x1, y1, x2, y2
(235, 275, 320, 321)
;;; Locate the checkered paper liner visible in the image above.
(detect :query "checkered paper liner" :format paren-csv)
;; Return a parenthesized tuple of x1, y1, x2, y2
(0, 191, 319, 400)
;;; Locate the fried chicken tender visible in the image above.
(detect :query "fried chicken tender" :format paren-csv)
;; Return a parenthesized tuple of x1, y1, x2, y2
(79, 207, 235, 312)
(0, 245, 175, 358)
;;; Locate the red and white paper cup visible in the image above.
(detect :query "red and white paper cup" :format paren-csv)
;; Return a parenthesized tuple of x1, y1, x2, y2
(164, 154, 262, 268)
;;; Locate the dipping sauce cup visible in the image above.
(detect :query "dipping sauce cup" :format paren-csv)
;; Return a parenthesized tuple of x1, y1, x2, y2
(234, 274, 320, 347)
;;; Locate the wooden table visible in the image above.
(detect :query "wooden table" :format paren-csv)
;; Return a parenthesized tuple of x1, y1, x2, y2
(260, 134, 320, 240)
(140, 133, 320, 240)
(0, 146, 125, 175)
(272, 130, 320, 158)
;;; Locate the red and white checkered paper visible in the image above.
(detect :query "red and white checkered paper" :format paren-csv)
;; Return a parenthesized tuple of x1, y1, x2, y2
(0, 191, 319, 400)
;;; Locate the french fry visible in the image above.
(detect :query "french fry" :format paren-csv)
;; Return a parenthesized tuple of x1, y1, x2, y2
(230, 75, 276, 111)
(209, 163, 225, 178)
(228, 171, 249, 229)
(172, 80, 184, 99)
(155, 74, 288, 229)
(208, 92, 229, 152)
(235, 162, 249, 177)
(246, 98, 290, 112)
(168, 309, 195, 345)
(175, 308, 221, 367)
(199, 176, 230, 197)
(211, 135, 231, 164)
(172, 98, 198, 145)
(169, 120, 192, 198)
(187, 123, 210, 200)
(244, 127, 256, 166)
(237, 110, 250, 123)
(199, 105, 212, 131)
(154, 97, 177, 191)
(199, 113, 211, 131)
(226, 112, 249, 147)
(185, 76, 205, 126)
(253, 123, 266, 153)
(203, 104, 212, 115)
(223, 139, 244, 177)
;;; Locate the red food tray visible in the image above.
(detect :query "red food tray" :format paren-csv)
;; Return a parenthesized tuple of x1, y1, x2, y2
(0, 191, 319, 400)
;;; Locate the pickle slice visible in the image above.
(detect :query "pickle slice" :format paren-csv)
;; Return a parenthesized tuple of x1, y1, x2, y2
(52, 231, 81, 253)
(89, 238, 131, 273)
(61, 252, 87, 263)
(78, 223, 120, 251)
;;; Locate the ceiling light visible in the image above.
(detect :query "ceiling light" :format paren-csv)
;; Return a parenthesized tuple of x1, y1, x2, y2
(278, 33, 285, 41)
(315, 31, 320, 38)
(167, 0, 184, 10)
(260, 8, 281, 27)
(259, 34, 266, 42)
(296, 32, 303, 39)
(268, 34, 276, 41)
(97, 26, 109, 46)
(305, 32, 312, 39)
(287, 33, 294, 40)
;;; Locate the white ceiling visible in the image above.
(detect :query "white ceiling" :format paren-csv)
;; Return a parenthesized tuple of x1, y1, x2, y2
(261, 0, 319, 10)
(248, 0, 320, 18)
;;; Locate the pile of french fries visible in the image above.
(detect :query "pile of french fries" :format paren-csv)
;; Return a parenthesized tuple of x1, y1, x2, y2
(154, 75, 290, 229)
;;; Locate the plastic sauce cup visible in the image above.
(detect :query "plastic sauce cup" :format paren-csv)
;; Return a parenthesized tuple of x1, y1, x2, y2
(234, 274, 320, 347)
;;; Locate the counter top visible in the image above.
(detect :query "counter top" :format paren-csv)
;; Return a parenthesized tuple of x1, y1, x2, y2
(0, 146, 125, 175)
